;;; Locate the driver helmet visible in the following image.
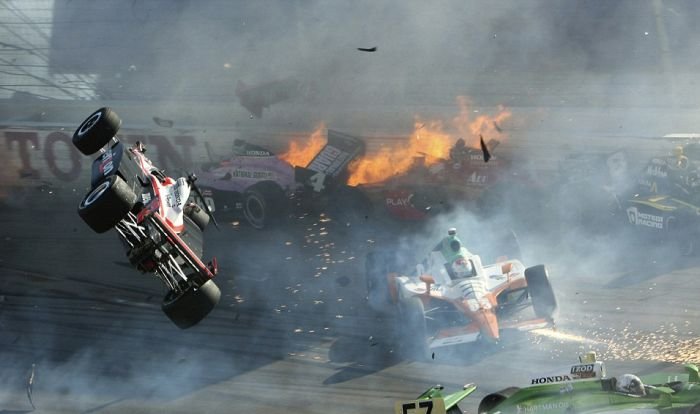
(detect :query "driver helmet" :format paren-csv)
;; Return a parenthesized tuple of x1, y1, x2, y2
(616, 374, 645, 396)
(450, 256, 474, 278)
(454, 138, 466, 148)
(673, 145, 684, 158)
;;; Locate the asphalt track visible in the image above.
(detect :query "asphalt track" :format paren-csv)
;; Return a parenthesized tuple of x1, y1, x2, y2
(0, 185, 699, 414)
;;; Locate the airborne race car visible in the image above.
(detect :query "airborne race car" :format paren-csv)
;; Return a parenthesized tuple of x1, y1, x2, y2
(73, 108, 221, 329)
(366, 229, 557, 358)
(194, 130, 366, 229)
(477, 353, 700, 414)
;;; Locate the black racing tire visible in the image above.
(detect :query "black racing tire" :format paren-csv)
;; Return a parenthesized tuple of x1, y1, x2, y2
(399, 296, 430, 361)
(162, 279, 221, 329)
(478, 387, 520, 414)
(184, 203, 210, 231)
(525, 265, 558, 320)
(77, 175, 138, 233)
(688, 402, 700, 414)
(365, 251, 394, 313)
(73, 107, 122, 155)
(242, 181, 286, 229)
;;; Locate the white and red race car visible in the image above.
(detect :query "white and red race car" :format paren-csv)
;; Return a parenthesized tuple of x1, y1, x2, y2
(366, 229, 557, 357)
(73, 107, 221, 329)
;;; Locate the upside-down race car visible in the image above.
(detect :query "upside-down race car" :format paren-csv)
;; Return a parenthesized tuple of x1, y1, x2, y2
(478, 353, 700, 414)
(366, 229, 557, 357)
(73, 108, 221, 329)
(395, 383, 477, 414)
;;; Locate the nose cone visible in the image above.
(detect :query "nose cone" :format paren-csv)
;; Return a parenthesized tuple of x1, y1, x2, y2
(475, 310, 500, 342)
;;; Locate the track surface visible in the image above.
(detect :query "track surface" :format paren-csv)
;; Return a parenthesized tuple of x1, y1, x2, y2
(0, 186, 699, 414)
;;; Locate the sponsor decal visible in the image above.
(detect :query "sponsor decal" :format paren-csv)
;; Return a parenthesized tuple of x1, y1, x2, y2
(386, 193, 414, 207)
(626, 206, 663, 229)
(530, 375, 571, 385)
(307, 145, 350, 177)
(243, 150, 270, 156)
(230, 169, 275, 179)
(468, 171, 488, 185)
(516, 402, 570, 413)
(570, 364, 597, 378)
(646, 164, 667, 178)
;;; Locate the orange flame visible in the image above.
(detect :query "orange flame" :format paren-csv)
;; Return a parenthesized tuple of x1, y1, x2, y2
(279, 123, 326, 167)
(347, 97, 511, 186)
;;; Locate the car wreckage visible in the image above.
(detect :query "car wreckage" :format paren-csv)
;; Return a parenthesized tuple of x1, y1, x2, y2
(194, 130, 367, 229)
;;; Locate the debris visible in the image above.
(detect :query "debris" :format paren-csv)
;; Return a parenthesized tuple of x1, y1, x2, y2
(479, 135, 491, 163)
(153, 116, 174, 128)
(357, 46, 377, 52)
(27, 363, 35, 410)
(493, 120, 503, 133)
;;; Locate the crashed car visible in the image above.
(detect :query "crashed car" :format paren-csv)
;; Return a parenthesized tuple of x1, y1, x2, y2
(395, 383, 477, 414)
(359, 139, 510, 221)
(73, 107, 221, 329)
(365, 228, 557, 358)
(478, 353, 700, 414)
(624, 143, 700, 255)
(195, 130, 366, 228)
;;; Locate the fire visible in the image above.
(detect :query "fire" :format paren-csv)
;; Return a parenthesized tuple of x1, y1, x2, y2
(279, 123, 326, 167)
(347, 97, 512, 186)
(346, 119, 453, 186)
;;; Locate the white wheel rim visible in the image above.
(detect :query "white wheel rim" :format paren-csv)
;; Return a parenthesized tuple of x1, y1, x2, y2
(245, 196, 265, 224)
(78, 111, 102, 136)
(84, 180, 110, 206)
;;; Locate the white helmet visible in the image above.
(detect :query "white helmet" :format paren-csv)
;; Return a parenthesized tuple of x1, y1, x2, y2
(451, 257, 474, 278)
(616, 374, 645, 396)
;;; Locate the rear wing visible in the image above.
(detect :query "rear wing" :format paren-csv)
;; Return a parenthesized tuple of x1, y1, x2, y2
(305, 129, 365, 178)
(295, 129, 365, 193)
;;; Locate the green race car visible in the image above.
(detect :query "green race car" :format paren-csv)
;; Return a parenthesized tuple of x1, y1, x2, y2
(396, 383, 477, 414)
(478, 355, 700, 414)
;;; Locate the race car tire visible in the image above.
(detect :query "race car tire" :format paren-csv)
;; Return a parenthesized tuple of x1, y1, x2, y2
(525, 265, 558, 320)
(689, 402, 700, 414)
(184, 203, 210, 231)
(365, 251, 394, 313)
(478, 387, 520, 414)
(399, 297, 430, 361)
(72, 107, 122, 155)
(78, 175, 138, 233)
(243, 181, 285, 229)
(162, 279, 221, 329)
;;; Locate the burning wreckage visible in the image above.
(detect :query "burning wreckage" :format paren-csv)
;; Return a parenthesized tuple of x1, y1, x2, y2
(194, 129, 367, 229)
(73, 108, 221, 329)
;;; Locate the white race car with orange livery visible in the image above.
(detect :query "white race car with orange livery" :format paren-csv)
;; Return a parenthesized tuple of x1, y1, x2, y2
(365, 228, 557, 358)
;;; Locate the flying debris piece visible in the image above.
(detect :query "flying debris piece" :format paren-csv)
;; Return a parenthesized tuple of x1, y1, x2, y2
(236, 78, 303, 118)
(357, 46, 377, 52)
(27, 363, 35, 410)
(153, 116, 174, 128)
(479, 135, 491, 163)
(493, 120, 503, 133)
